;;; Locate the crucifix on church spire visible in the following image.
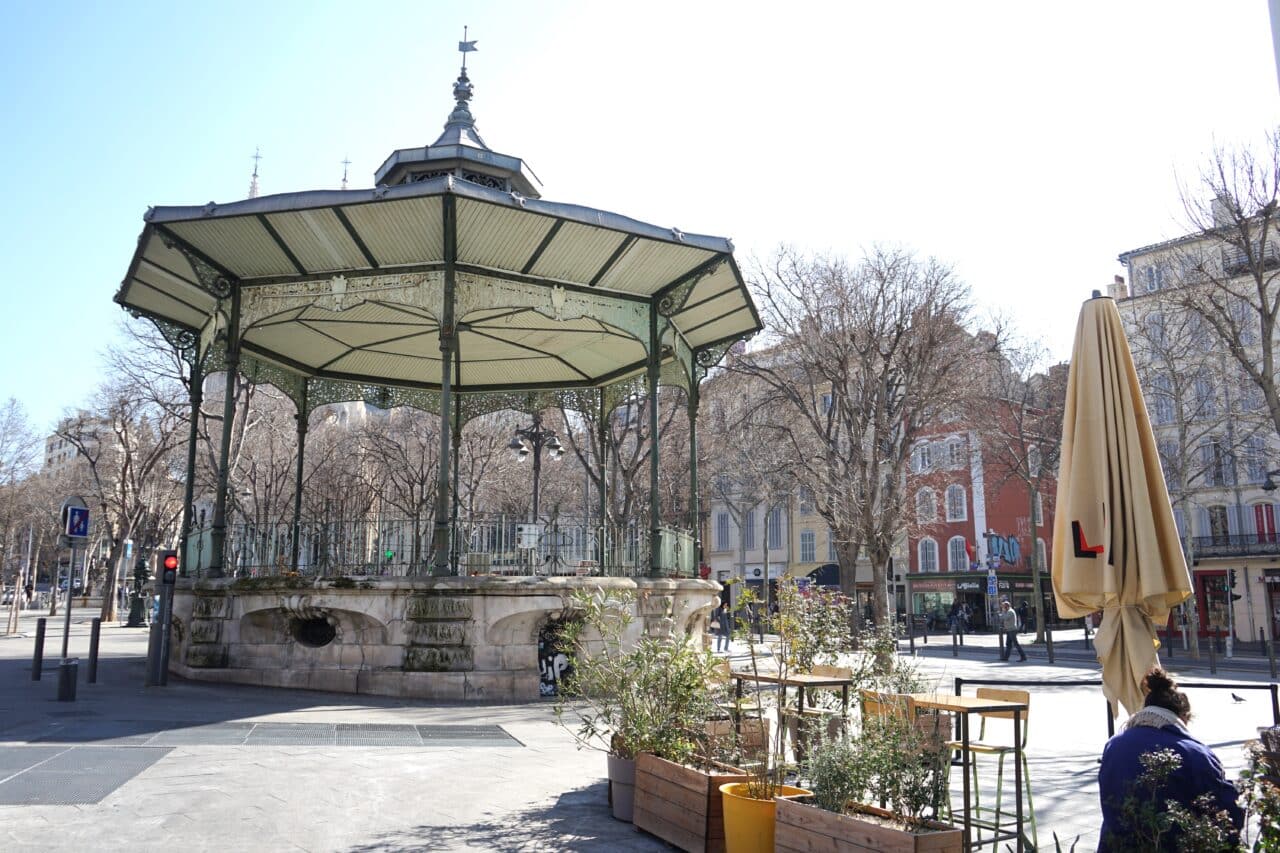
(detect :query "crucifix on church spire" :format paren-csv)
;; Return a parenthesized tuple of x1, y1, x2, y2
(248, 147, 261, 199)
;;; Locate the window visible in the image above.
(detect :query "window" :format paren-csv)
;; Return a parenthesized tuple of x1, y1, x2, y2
(945, 486, 967, 522)
(1207, 505, 1230, 545)
(947, 537, 967, 572)
(828, 529, 838, 562)
(916, 488, 937, 524)
(918, 538, 938, 573)
(912, 443, 932, 473)
(743, 510, 755, 549)
(798, 486, 815, 514)
(767, 507, 783, 550)
(1244, 435, 1268, 483)
(715, 512, 730, 551)
(1035, 538, 1047, 571)
(1028, 445, 1041, 477)
(1142, 264, 1165, 293)
(1254, 503, 1277, 543)
(1143, 311, 1166, 345)
(1033, 491, 1043, 526)
(1239, 369, 1265, 412)
(1193, 376, 1217, 419)
(1150, 375, 1174, 425)
(1158, 438, 1179, 480)
(1199, 437, 1236, 487)
(948, 439, 966, 467)
(800, 530, 816, 563)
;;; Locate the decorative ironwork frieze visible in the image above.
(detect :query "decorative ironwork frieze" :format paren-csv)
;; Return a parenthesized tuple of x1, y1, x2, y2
(159, 232, 233, 299)
(239, 271, 444, 330)
(656, 257, 724, 318)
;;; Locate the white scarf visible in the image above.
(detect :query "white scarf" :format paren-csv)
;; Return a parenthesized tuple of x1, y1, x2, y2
(1121, 704, 1191, 738)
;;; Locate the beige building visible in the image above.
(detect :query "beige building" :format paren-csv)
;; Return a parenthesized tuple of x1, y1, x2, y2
(1116, 224, 1280, 649)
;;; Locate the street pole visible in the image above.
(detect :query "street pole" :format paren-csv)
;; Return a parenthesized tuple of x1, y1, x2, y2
(61, 541, 74, 660)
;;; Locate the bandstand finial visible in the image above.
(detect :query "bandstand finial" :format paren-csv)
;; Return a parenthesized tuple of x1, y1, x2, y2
(248, 147, 261, 199)
(447, 28, 478, 130)
(341, 155, 351, 190)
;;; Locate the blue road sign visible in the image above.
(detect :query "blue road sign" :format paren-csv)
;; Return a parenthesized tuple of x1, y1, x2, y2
(66, 506, 90, 538)
(986, 570, 998, 596)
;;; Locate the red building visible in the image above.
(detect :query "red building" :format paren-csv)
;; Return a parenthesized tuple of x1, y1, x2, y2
(903, 405, 1059, 632)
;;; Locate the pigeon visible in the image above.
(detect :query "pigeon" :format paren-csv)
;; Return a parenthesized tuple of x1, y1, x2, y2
(1231, 693, 1245, 703)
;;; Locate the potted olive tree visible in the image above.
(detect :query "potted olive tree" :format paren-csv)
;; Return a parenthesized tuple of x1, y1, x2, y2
(553, 587, 722, 823)
(776, 707, 962, 853)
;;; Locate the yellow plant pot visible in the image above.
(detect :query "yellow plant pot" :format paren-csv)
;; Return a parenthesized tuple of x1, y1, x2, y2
(719, 782, 812, 853)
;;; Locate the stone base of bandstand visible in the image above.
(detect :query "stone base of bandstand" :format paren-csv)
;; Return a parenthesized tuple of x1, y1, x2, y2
(167, 575, 719, 702)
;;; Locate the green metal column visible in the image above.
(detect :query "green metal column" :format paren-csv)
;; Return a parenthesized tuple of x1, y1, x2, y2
(178, 354, 203, 577)
(688, 379, 701, 573)
(290, 380, 309, 572)
(209, 286, 242, 579)
(647, 308, 661, 577)
(598, 388, 608, 571)
(430, 193, 458, 576)
(449, 360, 462, 575)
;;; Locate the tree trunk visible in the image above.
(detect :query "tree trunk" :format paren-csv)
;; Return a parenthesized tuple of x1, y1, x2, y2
(99, 528, 128, 624)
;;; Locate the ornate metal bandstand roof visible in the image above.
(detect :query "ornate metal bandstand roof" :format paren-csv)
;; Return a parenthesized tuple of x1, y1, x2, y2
(114, 47, 760, 577)
(116, 63, 759, 417)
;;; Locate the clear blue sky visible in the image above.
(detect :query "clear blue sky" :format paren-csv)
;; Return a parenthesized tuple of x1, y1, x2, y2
(1, 1, 1277, 434)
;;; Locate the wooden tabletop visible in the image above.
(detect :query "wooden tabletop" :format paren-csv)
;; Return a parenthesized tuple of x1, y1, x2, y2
(906, 693, 1028, 714)
(730, 671, 854, 688)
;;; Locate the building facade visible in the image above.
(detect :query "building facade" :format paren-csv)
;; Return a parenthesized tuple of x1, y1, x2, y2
(1111, 234, 1280, 646)
(903, 417, 1058, 632)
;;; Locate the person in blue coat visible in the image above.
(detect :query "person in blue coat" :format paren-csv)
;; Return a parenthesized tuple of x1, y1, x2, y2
(1098, 667, 1243, 850)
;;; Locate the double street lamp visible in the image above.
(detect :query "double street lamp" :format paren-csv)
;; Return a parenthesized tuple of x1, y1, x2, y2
(508, 413, 564, 522)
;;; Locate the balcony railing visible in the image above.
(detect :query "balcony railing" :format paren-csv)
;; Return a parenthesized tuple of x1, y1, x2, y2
(1190, 534, 1280, 560)
(182, 513, 699, 579)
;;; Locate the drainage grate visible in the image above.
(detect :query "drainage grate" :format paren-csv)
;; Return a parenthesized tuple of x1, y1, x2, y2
(29, 722, 519, 747)
(0, 746, 170, 805)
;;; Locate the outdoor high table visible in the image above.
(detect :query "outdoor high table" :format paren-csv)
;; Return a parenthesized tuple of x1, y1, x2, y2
(729, 670, 855, 718)
(906, 692, 1029, 853)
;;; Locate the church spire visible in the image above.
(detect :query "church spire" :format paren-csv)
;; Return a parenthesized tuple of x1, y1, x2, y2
(247, 147, 261, 199)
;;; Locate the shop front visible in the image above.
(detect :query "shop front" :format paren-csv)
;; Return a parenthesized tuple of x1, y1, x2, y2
(907, 573, 1039, 632)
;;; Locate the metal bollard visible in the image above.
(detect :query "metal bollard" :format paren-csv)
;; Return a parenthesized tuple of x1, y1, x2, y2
(1263, 629, 1269, 657)
(56, 658, 78, 701)
(1165, 630, 1173, 659)
(32, 617, 46, 680)
(145, 621, 162, 687)
(1208, 636, 1217, 674)
(1045, 623, 1055, 664)
(908, 629, 916, 655)
(952, 631, 958, 657)
(88, 617, 101, 684)
(1269, 638, 1278, 680)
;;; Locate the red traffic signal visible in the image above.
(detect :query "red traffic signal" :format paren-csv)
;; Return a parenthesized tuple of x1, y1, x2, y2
(159, 550, 179, 584)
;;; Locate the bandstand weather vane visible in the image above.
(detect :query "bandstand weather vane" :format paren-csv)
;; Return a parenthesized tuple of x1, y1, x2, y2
(459, 26, 477, 70)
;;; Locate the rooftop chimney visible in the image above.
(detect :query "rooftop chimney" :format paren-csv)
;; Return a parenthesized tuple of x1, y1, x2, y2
(1107, 274, 1129, 300)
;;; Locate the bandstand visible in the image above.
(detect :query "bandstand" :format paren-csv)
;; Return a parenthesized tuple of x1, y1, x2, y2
(113, 52, 760, 700)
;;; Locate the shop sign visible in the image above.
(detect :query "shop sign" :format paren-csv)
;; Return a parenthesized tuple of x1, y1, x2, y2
(910, 578, 956, 592)
(1266, 569, 1280, 585)
(956, 580, 982, 592)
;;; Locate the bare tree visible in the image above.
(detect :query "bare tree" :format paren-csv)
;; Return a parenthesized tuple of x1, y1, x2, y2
(740, 246, 994, 631)
(1123, 291, 1268, 656)
(1, 398, 39, 633)
(1174, 129, 1280, 443)
(969, 342, 1067, 644)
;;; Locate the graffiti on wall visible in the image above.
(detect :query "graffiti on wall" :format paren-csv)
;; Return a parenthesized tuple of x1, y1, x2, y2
(537, 619, 575, 697)
(983, 531, 1021, 566)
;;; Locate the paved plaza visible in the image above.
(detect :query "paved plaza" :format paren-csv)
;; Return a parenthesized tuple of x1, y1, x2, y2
(0, 608, 1273, 852)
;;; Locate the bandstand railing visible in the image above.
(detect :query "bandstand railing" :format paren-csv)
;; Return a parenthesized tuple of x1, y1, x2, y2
(184, 514, 698, 579)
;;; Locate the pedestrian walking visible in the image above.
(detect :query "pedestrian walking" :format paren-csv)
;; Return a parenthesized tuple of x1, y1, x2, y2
(712, 601, 731, 653)
(999, 599, 1026, 661)
(1017, 600, 1030, 634)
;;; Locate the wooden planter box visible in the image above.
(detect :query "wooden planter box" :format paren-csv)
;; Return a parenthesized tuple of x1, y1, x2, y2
(633, 753, 752, 853)
(775, 798, 963, 853)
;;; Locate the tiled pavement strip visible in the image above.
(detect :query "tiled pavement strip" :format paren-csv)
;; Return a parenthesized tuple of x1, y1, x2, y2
(0, 609, 1273, 852)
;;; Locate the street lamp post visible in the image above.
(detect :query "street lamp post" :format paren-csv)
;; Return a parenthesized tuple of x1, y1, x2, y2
(508, 412, 564, 522)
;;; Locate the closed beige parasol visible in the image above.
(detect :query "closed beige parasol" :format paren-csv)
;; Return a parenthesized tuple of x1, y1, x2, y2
(1051, 294, 1192, 716)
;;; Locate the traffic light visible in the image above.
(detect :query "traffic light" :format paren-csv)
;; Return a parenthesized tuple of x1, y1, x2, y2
(1228, 569, 1237, 589)
(159, 550, 179, 585)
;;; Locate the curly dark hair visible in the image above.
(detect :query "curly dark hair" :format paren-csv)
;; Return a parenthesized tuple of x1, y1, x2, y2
(1143, 667, 1192, 722)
